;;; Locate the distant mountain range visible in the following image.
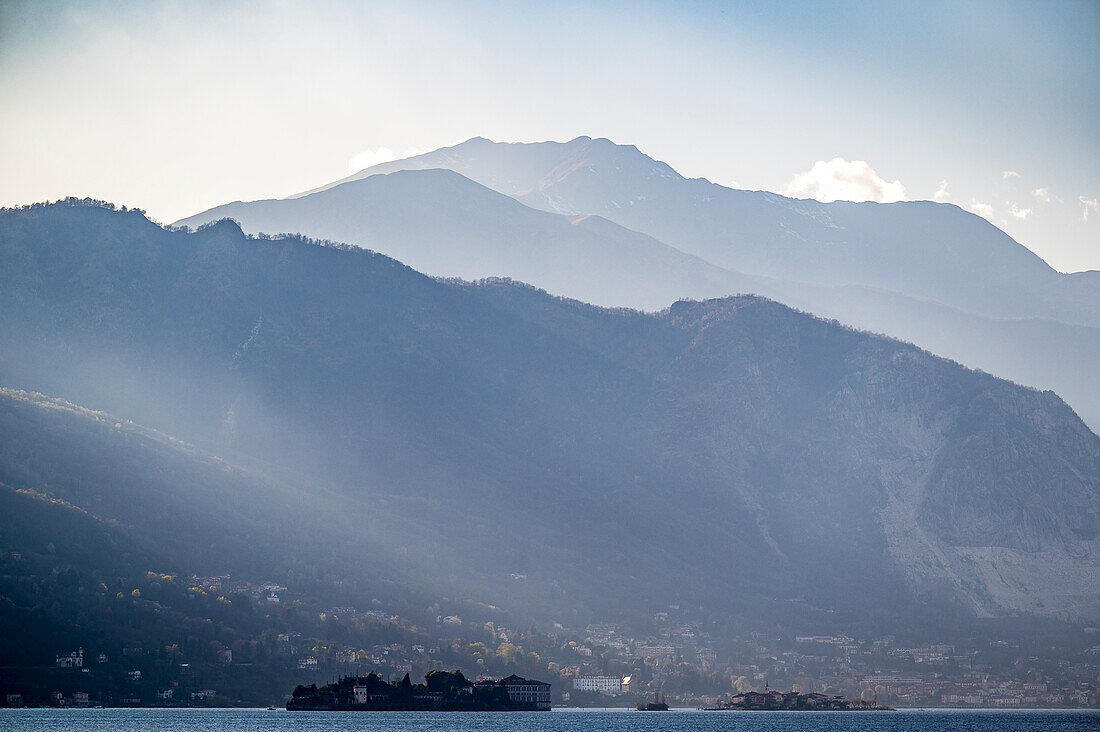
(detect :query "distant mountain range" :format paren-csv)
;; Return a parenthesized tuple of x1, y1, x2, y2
(298, 136, 1097, 323)
(3, 201, 1097, 633)
(184, 168, 757, 313)
(177, 136, 1100, 431)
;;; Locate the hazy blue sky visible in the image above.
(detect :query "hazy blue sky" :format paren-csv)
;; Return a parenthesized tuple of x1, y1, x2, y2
(2, 0, 1097, 271)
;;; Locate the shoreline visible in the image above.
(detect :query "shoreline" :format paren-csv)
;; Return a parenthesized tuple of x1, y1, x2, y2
(3, 706, 1099, 712)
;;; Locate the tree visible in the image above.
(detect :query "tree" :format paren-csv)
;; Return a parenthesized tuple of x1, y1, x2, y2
(424, 669, 471, 698)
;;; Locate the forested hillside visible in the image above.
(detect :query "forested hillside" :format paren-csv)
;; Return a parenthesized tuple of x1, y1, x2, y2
(2, 201, 1098, 638)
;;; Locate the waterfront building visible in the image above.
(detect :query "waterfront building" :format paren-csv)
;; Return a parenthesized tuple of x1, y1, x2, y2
(573, 675, 623, 695)
(501, 674, 552, 710)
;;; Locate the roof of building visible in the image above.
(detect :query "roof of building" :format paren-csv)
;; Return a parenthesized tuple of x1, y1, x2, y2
(501, 674, 550, 686)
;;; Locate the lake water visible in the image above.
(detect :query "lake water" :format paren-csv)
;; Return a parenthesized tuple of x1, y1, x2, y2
(0, 708, 1097, 731)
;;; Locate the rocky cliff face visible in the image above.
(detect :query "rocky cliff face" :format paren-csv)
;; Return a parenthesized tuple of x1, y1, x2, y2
(645, 298, 1100, 620)
(3, 201, 1098, 626)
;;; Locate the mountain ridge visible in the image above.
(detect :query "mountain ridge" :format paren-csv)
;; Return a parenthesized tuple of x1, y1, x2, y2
(319, 136, 1095, 314)
(177, 167, 762, 312)
(4, 200, 1098, 627)
(175, 155, 1100, 431)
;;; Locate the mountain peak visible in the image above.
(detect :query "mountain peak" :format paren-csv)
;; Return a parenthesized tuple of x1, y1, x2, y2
(195, 217, 245, 237)
(455, 135, 495, 146)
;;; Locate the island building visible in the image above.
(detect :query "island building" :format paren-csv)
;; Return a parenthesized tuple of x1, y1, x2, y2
(572, 675, 623, 696)
(501, 674, 552, 710)
(288, 671, 552, 711)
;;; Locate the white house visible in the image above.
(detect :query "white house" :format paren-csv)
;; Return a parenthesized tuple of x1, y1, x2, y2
(573, 675, 623, 696)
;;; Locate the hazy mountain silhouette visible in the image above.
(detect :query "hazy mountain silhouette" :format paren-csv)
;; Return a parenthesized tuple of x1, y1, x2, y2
(177, 168, 760, 311)
(311, 135, 1096, 326)
(177, 141, 1100, 430)
(4, 201, 1098, 630)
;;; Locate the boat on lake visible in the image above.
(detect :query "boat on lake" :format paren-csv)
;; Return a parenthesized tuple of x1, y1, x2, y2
(636, 690, 669, 711)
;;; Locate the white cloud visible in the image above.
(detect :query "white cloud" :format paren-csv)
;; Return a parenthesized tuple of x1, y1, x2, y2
(348, 146, 396, 173)
(782, 158, 907, 203)
(969, 200, 994, 219)
(347, 146, 423, 173)
(1081, 196, 1099, 222)
(1032, 187, 1052, 203)
(1003, 170, 1020, 180)
(1009, 203, 1032, 219)
(933, 180, 950, 202)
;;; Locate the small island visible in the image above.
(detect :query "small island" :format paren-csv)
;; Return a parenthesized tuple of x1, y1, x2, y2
(707, 689, 893, 711)
(286, 669, 551, 711)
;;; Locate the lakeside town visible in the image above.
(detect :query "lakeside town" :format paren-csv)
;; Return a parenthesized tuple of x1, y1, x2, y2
(2, 568, 1097, 709)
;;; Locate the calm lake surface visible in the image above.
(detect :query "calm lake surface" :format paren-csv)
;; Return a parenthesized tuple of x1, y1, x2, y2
(0, 708, 1097, 731)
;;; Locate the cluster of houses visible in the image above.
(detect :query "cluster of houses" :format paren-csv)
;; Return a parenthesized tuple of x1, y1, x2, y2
(54, 649, 84, 669)
(190, 574, 286, 604)
(24, 592, 1097, 711)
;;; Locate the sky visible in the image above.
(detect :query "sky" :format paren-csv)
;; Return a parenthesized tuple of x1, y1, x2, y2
(1, 0, 1097, 272)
